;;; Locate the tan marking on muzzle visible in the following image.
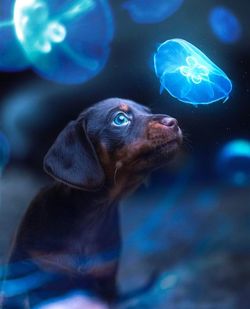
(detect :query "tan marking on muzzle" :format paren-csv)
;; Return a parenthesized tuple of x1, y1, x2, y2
(116, 139, 151, 165)
(147, 121, 176, 142)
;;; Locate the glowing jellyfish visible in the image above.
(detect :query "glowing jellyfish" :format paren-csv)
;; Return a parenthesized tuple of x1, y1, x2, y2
(0, 0, 114, 84)
(209, 6, 241, 44)
(154, 39, 232, 105)
(122, 0, 184, 24)
(217, 140, 250, 187)
(0, 132, 10, 170)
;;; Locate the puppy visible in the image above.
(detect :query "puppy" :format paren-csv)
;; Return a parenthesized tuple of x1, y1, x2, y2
(2, 98, 182, 308)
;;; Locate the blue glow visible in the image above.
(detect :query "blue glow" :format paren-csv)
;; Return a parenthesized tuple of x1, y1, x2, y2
(0, 84, 58, 158)
(122, 0, 184, 24)
(1, 251, 118, 301)
(2, 272, 51, 297)
(0, 0, 29, 71)
(209, 6, 242, 44)
(0, 0, 114, 84)
(195, 189, 219, 211)
(0, 132, 10, 169)
(1, 91, 41, 158)
(154, 39, 232, 105)
(35, 291, 108, 309)
(217, 139, 250, 187)
(125, 165, 191, 252)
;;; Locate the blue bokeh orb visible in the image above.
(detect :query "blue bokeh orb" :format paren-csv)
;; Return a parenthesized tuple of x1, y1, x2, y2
(209, 6, 242, 44)
(123, 0, 184, 24)
(217, 140, 250, 187)
(154, 39, 232, 105)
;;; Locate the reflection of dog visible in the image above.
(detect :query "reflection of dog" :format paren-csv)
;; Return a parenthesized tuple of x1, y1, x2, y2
(2, 98, 182, 308)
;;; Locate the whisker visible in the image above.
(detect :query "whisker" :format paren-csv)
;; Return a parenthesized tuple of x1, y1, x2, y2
(181, 131, 194, 152)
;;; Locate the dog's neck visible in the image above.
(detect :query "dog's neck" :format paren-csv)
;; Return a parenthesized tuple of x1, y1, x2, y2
(107, 172, 146, 203)
(60, 170, 146, 207)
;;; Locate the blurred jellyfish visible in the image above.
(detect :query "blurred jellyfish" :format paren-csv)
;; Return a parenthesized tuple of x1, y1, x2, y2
(122, 0, 184, 24)
(0, 0, 114, 84)
(1, 91, 43, 158)
(217, 139, 250, 186)
(14, 0, 114, 84)
(209, 6, 242, 44)
(0, 132, 10, 171)
(0, 83, 63, 158)
(154, 39, 232, 105)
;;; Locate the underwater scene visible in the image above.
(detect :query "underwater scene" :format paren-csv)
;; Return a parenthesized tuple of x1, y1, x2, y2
(0, 0, 250, 308)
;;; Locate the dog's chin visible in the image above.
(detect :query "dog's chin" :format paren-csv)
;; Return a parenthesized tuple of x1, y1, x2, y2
(132, 139, 181, 172)
(149, 140, 180, 165)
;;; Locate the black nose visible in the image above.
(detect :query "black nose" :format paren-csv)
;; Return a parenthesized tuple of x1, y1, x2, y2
(160, 117, 178, 128)
(152, 114, 178, 129)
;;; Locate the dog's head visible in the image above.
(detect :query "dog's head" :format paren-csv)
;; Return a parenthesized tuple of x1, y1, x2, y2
(44, 98, 182, 193)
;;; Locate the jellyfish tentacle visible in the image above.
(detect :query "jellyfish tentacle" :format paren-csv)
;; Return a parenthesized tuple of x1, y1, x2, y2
(56, 0, 96, 21)
(0, 20, 14, 28)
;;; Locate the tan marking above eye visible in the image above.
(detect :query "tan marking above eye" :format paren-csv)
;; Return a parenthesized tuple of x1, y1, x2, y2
(119, 103, 129, 112)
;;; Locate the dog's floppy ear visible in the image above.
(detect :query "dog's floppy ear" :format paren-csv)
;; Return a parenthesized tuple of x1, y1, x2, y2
(43, 120, 105, 191)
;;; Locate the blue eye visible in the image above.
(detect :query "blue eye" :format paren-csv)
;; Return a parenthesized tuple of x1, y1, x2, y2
(112, 113, 130, 126)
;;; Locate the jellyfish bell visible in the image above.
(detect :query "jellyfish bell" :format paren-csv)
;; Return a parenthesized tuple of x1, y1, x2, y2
(217, 140, 250, 187)
(154, 39, 232, 105)
(209, 6, 242, 44)
(13, 0, 114, 84)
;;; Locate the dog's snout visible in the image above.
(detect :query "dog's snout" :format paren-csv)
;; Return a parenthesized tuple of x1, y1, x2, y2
(152, 114, 179, 131)
(160, 117, 178, 129)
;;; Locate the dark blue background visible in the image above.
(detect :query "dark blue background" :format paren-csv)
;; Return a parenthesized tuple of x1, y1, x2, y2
(1, 0, 250, 307)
